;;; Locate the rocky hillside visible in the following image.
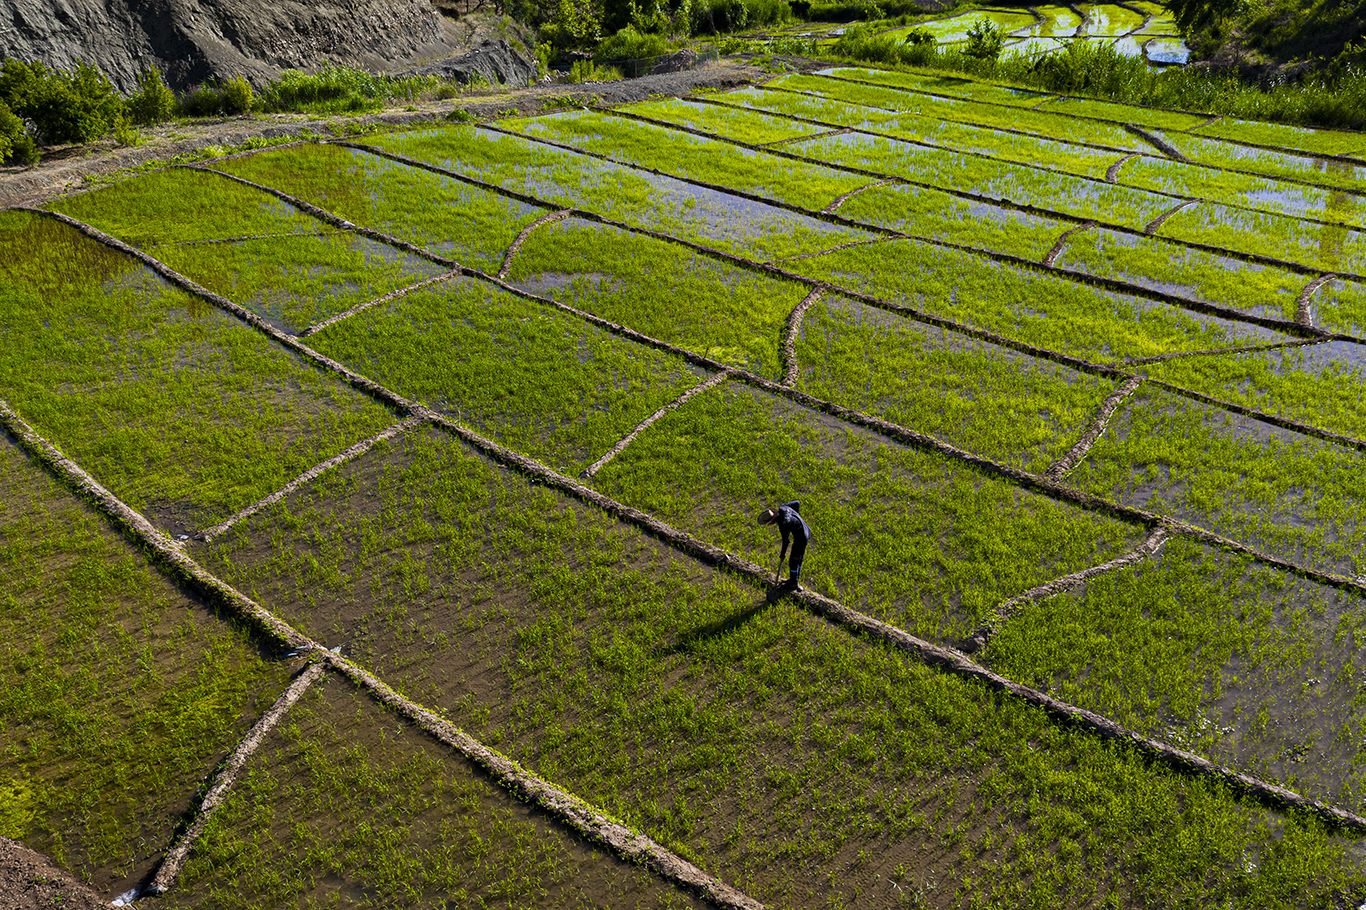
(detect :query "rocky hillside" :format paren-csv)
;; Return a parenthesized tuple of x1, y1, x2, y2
(1, 0, 538, 93)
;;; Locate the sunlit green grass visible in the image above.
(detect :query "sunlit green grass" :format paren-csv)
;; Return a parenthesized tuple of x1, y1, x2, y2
(1116, 155, 1366, 228)
(768, 71, 1146, 149)
(1154, 130, 1366, 197)
(1054, 226, 1308, 320)
(148, 233, 447, 335)
(1143, 341, 1366, 441)
(595, 380, 1143, 639)
(1033, 95, 1214, 132)
(794, 294, 1119, 471)
(987, 535, 1366, 806)
(165, 675, 704, 910)
(502, 109, 870, 212)
(779, 234, 1287, 362)
(834, 183, 1067, 259)
(0, 211, 397, 533)
(1157, 202, 1366, 275)
(619, 97, 824, 146)
(0, 431, 290, 894)
(211, 142, 548, 273)
(366, 126, 874, 261)
(306, 276, 707, 475)
(504, 216, 804, 377)
(1070, 384, 1366, 575)
(198, 426, 1366, 909)
(819, 66, 1055, 110)
(1315, 278, 1366, 337)
(1192, 118, 1366, 159)
(49, 168, 319, 247)
(787, 129, 1172, 231)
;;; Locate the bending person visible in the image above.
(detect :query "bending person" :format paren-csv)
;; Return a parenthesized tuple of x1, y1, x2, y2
(758, 500, 812, 593)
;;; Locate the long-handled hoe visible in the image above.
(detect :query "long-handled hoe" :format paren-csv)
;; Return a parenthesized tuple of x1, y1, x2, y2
(767, 553, 785, 604)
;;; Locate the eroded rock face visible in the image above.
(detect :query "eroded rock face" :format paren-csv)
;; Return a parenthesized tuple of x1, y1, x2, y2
(0, 0, 533, 93)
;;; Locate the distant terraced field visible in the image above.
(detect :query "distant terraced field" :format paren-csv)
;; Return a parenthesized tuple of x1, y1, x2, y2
(4, 64, 1366, 909)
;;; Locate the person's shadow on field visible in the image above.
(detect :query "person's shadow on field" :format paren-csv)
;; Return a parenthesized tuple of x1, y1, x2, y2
(656, 597, 772, 657)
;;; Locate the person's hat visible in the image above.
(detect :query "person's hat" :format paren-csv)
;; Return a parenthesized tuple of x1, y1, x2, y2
(757, 508, 777, 525)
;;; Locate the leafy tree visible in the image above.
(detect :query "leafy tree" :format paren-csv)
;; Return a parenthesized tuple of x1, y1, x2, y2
(0, 59, 122, 145)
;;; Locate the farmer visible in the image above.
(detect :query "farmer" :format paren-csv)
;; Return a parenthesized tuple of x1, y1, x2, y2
(758, 500, 812, 592)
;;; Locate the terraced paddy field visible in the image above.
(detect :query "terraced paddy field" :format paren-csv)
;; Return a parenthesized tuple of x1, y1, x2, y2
(4, 63, 1366, 909)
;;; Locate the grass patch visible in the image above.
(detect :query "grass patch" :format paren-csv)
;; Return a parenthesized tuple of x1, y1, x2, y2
(505, 216, 805, 377)
(164, 673, 707, 910)
(197, 425, 1366, 909)
(1070, 383, 1366, 576)
(212, 143, 549, 274)
(988, 535, 1366, 806)
(794, 293, 1121, 471)
(779, 234, 1286, 362)
(367, 125, 875, 261)
(305, 276, 707, 475)
(147, 233, 448, 335)
(594, 380, 1143, 638)
(0, 210, 397, 534)
(1054, 225, 1308, 321)
(48, 167, 320, 247)
(501, 108, 871, 211)
(0, 430, 290, 893)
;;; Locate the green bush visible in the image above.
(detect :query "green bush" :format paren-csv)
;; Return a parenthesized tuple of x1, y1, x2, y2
(254, 67, 436, 114)
(221, 75, 254, 114)
(0, 100, 36, 165)
(542, 0, 605, 53)
(0, 60, 122, 145)
(178, 85, 225, 117)
(963, 20, 1004, 61)
(597, 25, 672, 60)
(691, 0, 786, 33)
(568, 59, 623, 82)
(128, 66, 177, 125)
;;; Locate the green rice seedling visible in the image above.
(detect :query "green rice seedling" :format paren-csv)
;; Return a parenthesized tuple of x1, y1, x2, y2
(305, 276, 707, 475)
(0, 431, 290, 894)
(1075, 4, 1148, 37)
(1153, 130, 1366, 197)
(48, 167, 320, 247)
(794, 294, 1123, 471)
(201, 426, 1366, 908)
(504, 216, 804, 377)
(1016, 4, 1083, 39)
(0, 210, 396, 534)
(1054, 226, 1308, 320)
(213, 143, 549, 274)
(503, 109, 871, 212)
(1156, 202, 1366, 276)
(147, 233, 448, 335)
(368, 125, 875, 261)
(1314, 278, 1366, 337)
(877, 9, 1037, 44)
(1117, 155, 1366, 228)
(780, 234, 1287, 362)
(165, 675, 707, 910)
(832, 183, 1067, 260)
(788, 129, 1173, 231)
(1191, 118, 1366, 160)
(768, 71, 1151, 150)
(1144, 340, 1366, 442)
(1033, 94, 1214, 132)
(594, 380, 1143, 638)
(987, 535, 1366, 806)
(1070, 383, 1366, 576)
(815, 65, 1054, 108)
(618, 97, 826, 146)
